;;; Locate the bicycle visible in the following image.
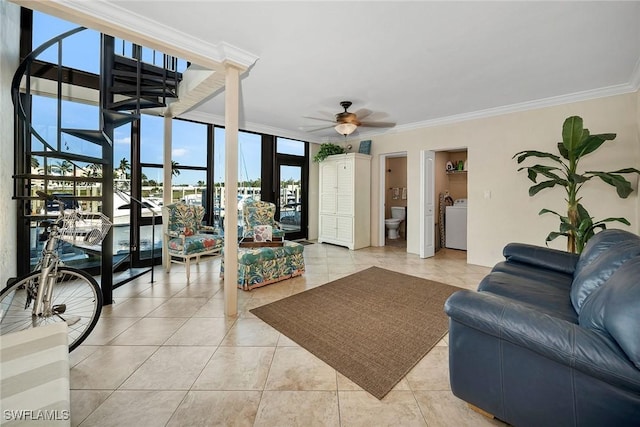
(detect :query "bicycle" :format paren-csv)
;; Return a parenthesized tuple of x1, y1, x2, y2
(0, 192, 111, 351)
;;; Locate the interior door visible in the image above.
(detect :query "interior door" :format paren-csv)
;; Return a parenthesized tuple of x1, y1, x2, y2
(420, 150, 435, 258)
(275, 156, 307, 240)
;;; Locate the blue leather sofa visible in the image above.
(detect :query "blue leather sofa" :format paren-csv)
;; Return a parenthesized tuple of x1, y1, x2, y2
(444, 229, 640, 426)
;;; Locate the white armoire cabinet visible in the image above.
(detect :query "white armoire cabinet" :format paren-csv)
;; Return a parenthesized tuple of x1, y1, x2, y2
(318, 153, 371, 250)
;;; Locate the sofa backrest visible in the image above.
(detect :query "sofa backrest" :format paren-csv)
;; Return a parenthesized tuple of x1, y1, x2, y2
(571, 229, 640, 313)
(579, 256, 640, 369)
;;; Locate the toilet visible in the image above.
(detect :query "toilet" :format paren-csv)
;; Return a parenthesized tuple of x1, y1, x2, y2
(385, 206, 406, 239)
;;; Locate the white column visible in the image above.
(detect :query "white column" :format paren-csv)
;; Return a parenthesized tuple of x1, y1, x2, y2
(223, 64, 241, 316)
(162, 115, 172, 269)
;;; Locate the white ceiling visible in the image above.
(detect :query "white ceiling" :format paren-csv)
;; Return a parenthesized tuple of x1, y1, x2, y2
(26, 1, 640, 142)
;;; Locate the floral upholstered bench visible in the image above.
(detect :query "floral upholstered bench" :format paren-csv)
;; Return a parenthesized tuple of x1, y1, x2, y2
(220, 241, 305, 290)
(163, 202, 224, 281)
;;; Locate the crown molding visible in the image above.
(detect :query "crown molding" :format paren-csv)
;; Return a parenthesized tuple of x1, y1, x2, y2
(15, 0, 258, 70)
(184, 80, 640, 145)
(388, 82, 639, 136)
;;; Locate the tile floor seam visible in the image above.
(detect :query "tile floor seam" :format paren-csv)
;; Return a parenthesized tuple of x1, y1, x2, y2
(261, 341, 279, 393)
(410, 385, 430, 426)
(185, 343, 222, 393)
(74, 388, 116, 426)
(113, 345, 163, 392)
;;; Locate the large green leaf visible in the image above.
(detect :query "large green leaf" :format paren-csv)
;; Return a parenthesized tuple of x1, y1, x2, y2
(539, 208, 561, 216)
(513, 150, 562, 164)
(576, 133, 616, 157)
(557, 142, 569, 160)
(568, 172, 590, 184)
(562, 116, 584, 154)
(524, 168, 538, 182)
(529, 180, 559, 196)
(586, 172, 634, 198)
(539, 208, 570, 224)
(608, 167, 640, 174)
(577, 217, 594, 233)
(592, 217, 631, 226)
(559, 221, 575, 233)
(519, 165, 565, 183)
(576, 203, 590, 221)
(545, 231, 568, 243)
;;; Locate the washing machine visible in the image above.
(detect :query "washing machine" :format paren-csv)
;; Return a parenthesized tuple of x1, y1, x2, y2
(445, 198, 467, 250)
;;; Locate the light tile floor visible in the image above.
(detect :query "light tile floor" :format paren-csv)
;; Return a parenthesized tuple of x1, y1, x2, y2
(70, 243, 506, 427)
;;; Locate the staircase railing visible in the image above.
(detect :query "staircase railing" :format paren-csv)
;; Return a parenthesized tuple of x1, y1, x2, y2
(12, 23, 183, 294)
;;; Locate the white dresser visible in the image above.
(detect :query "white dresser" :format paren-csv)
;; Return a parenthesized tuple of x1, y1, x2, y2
(318, 153, 371, 250)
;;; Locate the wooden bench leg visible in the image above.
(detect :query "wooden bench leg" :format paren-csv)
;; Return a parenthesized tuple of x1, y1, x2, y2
(468, 404, 494, 419)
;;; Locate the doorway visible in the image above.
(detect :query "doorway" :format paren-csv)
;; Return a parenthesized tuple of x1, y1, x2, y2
(275, 155, 308, 241)
(424, 148, 468, 257)
(378, 152, 407, 248)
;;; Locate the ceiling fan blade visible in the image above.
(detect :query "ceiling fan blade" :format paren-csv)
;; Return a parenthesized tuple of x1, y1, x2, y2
(302, 116, 335, 124)
(354, 108, 373, 121)
(301, 124, 336, 132)
(359, 121, 396, 128)
(302, 110, 336, 122)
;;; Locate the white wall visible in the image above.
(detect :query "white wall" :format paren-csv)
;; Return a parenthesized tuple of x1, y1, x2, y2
(307, 143, 320, 240)
(636, 90, 640, 235)
(0, 0, 20, 287)
(334, 92, 639, 267)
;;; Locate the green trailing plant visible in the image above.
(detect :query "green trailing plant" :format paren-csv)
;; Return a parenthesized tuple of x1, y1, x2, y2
(514, 116, 640, 253)
(313, 143, 345, 162)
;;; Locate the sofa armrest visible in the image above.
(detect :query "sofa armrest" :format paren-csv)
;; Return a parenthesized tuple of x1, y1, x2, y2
(445, 290, 640, 392)
(502, 243, 579, 275)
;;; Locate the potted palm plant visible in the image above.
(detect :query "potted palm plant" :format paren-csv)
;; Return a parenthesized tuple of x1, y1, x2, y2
(313, 143, 345, 162)
(514, 116, 640, 253)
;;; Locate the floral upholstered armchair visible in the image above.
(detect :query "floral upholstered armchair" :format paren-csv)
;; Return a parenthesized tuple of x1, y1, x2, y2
(241, 199, 285, 239)
(162, 202, 223, 281)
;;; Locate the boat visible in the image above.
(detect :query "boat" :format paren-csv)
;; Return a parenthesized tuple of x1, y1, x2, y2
(113, 190, 162, 225)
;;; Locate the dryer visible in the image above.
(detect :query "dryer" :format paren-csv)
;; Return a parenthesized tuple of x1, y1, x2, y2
(445, 198, 467, 250)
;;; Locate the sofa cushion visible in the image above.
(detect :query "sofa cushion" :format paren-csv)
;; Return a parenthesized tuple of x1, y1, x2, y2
(571, 239, 640, 313)
(579, 256, 640, 369)
(478, 271, 578, 322)
(167, 234, 223, 255)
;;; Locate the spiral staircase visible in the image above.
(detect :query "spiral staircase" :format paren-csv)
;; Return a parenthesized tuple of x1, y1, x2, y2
(12, 26, 182, 304)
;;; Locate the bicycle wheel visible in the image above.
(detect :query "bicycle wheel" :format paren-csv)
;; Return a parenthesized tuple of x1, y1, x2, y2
(0, 266, 102, 351)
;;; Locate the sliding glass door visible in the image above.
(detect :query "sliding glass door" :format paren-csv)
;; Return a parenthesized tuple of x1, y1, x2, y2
(274, 138, 308, 240)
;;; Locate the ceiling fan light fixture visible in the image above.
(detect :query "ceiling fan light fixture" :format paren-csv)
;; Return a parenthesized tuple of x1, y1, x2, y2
(335, 122, 357, 136)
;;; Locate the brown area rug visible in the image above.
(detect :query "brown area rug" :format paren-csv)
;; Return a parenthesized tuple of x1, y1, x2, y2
(250, 266, 460, 399)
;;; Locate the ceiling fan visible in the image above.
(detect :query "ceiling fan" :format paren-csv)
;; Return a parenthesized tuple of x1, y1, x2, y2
(303, 101, 395, 136)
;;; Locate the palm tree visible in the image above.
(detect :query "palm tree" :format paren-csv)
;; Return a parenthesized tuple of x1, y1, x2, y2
(31, 156, 40, 170)
(171, 160, 181, 178)
(56, 160, 73, 176)
(118, 158, 131, 179)
(83, 163, 102, 178)
(197, 180, 205, 187)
